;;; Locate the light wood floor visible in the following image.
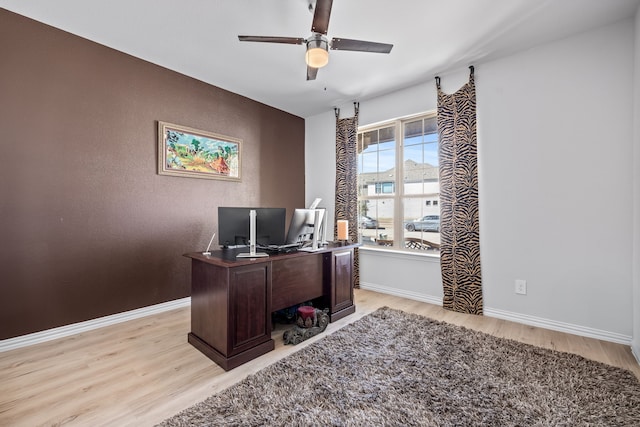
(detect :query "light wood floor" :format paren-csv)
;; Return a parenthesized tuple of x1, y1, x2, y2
(1, 289, 639, 426)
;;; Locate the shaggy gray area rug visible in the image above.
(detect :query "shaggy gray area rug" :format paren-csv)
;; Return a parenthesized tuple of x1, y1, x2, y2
(158, 307, 640, 426)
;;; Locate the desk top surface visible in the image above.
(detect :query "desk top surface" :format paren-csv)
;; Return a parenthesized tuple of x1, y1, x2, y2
(184, 241, 359, 267)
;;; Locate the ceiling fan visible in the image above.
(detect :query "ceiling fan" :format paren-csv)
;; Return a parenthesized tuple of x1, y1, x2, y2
(238, 0, 393, 80)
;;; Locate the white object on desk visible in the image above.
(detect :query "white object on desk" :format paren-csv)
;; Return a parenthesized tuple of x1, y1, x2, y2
(309, 198, 322, 209)
(202, 232, 216, 255)
(237, 209, 268, 258)
(299, 209, 323, 252)
(337, 220, 348, 241)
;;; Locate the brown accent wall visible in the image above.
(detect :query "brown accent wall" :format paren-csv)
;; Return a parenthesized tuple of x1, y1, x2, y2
(0, 9, 305, 340)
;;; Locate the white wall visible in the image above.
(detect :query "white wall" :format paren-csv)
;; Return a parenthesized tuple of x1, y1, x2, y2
(632, 4, 640, 361)
(306, 18, 637, 344)
(305, 109, 337, 233)
(479, 20, 634, 341)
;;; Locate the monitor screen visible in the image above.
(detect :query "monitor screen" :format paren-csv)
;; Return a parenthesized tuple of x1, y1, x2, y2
(285, 208, 325, 245)
(218, 207, 286, 248)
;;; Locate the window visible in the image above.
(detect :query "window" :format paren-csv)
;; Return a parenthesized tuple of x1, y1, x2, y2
(375, 182, 395, 194)
(357, 112, 440, 253)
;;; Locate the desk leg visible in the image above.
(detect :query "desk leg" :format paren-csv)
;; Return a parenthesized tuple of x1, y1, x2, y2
(324, 249, 356, 321)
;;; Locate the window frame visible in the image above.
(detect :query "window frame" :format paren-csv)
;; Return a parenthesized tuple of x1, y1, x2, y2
(357, 110, 439, 255)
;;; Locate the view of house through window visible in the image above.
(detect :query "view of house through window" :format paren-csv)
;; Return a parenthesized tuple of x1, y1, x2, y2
(357, 112, 440, 254)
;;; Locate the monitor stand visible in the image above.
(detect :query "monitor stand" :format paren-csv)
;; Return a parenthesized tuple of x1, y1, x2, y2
(236, 251, 269, 258)
(236, 242, 269, 258)
(236, 209, 269, 258)
(298, 209, 324, 252)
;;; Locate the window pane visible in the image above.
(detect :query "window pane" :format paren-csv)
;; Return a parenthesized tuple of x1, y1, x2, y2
(404, 120, 423, 145)
(402, 197, 440, 253)
(359, 151, 378, 174)
(359, 199, 394, 246)
(357, 125, 396, 198)
(379, 126, 395, 143)
(403, 116, 439, 196)
(378, 150, 395, 175)
(358, 200, 379, 246)
(424, 116, 437, 134)
(423, 142, 438, 166)
(360, 126, 395, 154)
(403, 151, 439, 195)
(360, 130, 378, 153)
(403, 143, 424, 163)
(401, 117, 440, 253)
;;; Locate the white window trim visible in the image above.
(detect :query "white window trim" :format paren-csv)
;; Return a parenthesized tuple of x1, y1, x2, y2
(359, 244, 441, 260)
(358, 110, 440, 256)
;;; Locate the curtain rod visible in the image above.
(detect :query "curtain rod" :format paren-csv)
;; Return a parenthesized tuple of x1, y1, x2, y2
(435, 65, 474, 89)
(334, 102, 359, 119)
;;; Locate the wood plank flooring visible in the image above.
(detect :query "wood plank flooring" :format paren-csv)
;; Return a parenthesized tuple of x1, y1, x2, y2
(1, 289, 638, 426)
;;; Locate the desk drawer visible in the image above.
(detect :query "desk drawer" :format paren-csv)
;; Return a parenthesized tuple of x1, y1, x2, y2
(271, 254, 323, 311)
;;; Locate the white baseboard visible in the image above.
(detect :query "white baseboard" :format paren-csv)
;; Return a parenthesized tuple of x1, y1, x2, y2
(360, 282, 443, 307)
(359, 283, 632, 346)
(630, 342, 640, 365)
(3, 287, 634, 352)
(0, 297, 191, 353)
(484, 307, 632, 345)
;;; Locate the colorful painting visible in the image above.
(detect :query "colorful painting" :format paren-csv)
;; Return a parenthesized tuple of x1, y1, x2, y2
(157, 121, 241, 181)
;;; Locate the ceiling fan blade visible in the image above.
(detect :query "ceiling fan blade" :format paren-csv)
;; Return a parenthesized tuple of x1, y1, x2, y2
(306, 66, 319, 81)
(331, 38, 393, 53)
(311, 0, 333, 35)
(238, 35, 304, 45)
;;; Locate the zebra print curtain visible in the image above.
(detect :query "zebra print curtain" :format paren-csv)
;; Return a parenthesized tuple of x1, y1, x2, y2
(436, 67, 483, 315)
(334, 103, 360, 287)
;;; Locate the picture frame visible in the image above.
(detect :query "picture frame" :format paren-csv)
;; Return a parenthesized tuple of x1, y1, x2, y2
(157, 121, 241, 181)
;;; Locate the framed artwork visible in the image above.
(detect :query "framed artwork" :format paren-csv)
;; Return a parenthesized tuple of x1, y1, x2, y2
(157, 121, 241, 181)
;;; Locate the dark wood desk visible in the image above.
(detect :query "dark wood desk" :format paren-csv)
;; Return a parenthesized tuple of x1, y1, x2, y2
(184, 242, 357, 370)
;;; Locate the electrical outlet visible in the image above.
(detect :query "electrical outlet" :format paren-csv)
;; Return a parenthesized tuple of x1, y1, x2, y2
(515, 279, 527, 295)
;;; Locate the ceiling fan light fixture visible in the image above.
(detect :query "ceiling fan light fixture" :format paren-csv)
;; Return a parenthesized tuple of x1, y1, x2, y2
(305, 38, 329, 68)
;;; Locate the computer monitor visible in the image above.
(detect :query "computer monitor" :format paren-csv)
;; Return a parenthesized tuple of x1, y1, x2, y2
(285, 208, 326, 246)
(218, 207, 286, 248)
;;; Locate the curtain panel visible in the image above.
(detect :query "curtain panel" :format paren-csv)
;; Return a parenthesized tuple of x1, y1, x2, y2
(436, 67, 483, 314)
(334, 104, 360, 287)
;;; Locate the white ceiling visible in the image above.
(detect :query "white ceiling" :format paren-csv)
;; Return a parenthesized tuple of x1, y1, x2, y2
(1, 0, 639, 118)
